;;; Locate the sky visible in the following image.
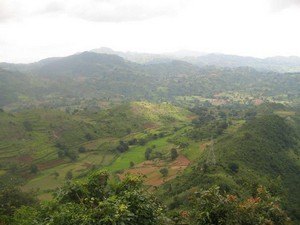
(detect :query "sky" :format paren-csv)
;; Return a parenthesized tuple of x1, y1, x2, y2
(1, 0, 300, 63)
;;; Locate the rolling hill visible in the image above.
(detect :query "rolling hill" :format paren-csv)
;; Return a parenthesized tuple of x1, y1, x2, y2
(0, 51, 299, 110)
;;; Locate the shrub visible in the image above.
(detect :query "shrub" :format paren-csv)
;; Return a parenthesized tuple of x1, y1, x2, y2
(30, 164, 39, 174)
(228, 162, 239, 173)
(145, 148, 152, 160)
(85, 133, 93, 141)
(160, 168, 169, 177)
(171, 148, 178, 160)
(189, 185, 288, 225)
(65, 171, 73, 181)
(116, 141, 129, 153)
(130, 161, 135, 168)
(78, 146, 86, 153)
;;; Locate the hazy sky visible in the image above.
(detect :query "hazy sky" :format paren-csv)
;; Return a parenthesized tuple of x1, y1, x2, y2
(1, 0, 300, 63)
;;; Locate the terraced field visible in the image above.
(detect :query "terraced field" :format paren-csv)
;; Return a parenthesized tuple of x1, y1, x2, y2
(0, 100, 250, 199)
(1, 102, 198, 197)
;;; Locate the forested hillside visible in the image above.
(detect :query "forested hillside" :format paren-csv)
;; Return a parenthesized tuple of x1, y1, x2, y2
(0, 52, 299, 110)
(159, 112, 300, 222)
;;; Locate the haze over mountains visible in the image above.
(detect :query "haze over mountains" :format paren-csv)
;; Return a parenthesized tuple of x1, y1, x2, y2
(91, 47, 300, 72)
(2, 47, 300, 73)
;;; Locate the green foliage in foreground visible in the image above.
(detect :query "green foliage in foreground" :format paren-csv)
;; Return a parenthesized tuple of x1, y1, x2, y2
(172, 186, 288, 225)
(0, 187, 38, 224)
(3, 179, 289, 225)
(11, 171, 165, 225)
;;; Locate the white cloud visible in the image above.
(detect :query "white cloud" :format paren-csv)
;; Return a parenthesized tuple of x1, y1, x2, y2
(0, 0, 15, 22)
(1, 0, 300, 63)
(270, 0, 300, 11)
(0, 0, 188, 23)
(69, 0, 188, 22)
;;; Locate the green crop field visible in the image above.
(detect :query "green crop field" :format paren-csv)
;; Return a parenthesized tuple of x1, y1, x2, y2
(0, 101, 194, 197)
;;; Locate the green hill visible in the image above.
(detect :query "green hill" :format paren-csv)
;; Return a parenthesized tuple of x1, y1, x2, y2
(159, 113, 300, 222)
(1, 52, 299, 109)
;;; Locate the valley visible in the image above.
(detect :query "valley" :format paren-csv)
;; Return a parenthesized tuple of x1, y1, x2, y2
(2, 0, 300, 223)
(0, 51, 299, 224)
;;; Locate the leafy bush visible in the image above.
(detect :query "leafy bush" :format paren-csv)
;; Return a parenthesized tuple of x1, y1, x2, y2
(189, 186, 288, 225)
(0, 187, 37, 224)
(228, 162, 239, 173)
(171, 148, 178, 160)
(30, 164, 39, 174)
(13, 171, 165, 225)
(160, 168, 169, 177)
(145, 148, 152, 160)
(116, 140, 129, 153)
(78, 146, 86, 153)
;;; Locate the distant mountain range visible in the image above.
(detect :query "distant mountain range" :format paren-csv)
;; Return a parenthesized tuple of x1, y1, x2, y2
(0, 51, 299, 108)
(91, 47, 300, 72)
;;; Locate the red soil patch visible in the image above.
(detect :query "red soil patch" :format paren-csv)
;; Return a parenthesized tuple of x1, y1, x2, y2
(119, 155, 191, 187)
(82, 162, 93, 169)
(37, 159, 65, 171)
(17, 155, 34, 164)
(170, 155, 190, 167)
(252, 99, 264, 106)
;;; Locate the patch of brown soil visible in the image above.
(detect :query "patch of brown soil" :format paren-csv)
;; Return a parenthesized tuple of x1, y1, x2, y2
(17, 155, 34, 164)
(170, 155, 190, 167)
(143, 122, 158, 129)
(187, 114, 198, 121)
(82, 162, 93, 169)
(37, 159, 65, 171)
(252, 99, 264, 106)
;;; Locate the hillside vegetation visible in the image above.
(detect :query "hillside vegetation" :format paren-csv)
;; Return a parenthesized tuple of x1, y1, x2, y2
(0, 51, 300, 224)
(1, 52, 299, 109)
(159, 112, 300, 222)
